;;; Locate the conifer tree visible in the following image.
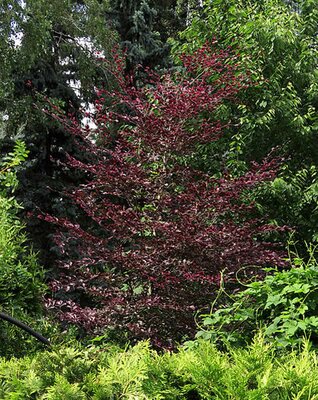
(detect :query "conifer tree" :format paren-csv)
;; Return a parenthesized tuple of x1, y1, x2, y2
(0, 0, 116, 263)
(107, 0, 170, 72)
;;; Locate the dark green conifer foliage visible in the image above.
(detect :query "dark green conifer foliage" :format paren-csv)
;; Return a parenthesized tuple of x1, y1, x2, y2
(106, 0, 203, 72)
(0, 0, 116, 264)
(107, 0, 170, 72)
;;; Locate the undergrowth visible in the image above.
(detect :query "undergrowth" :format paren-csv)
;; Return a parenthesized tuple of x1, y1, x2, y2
(1, 335, 318, 399)
(197, 242, 318, 348)
(0, 141, 48, 357)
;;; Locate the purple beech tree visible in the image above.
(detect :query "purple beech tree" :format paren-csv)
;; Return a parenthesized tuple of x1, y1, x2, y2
(41, 43, 288, 347)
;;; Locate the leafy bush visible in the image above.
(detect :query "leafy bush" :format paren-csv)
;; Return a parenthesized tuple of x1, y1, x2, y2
(0, 141, 48, 357)
(197, 244, 318, 348)
(173, 0, 318, 171)
(253, 166, 318, 248)
(0, 140, 45, 312)
(0, 197, 44, 311)
(172, 0, 318, 246)
(42, 43, 287, 347)
(1, 335, 318, 399)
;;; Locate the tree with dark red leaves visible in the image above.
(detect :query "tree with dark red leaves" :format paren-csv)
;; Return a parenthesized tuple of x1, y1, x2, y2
(42, 43, 288, 348)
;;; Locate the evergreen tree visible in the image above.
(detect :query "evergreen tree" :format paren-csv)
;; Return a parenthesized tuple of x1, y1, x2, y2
(106, 0, 169, 72)
(106, 0, 204, 73)
(0, 0, 116, 264)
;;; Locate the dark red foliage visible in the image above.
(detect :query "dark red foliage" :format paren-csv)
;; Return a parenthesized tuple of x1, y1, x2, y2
(42, 43, 288, 347)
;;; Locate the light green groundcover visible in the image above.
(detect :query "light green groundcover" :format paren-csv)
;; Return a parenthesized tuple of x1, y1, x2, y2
(1, 335, 318, 399)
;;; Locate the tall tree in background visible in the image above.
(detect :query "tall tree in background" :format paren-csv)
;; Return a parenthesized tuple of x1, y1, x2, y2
(106, 0, 204, 73)
(0, 0, 117, 263)
(173, 0, 318, 247)
(106, 0, 170, 73)
(0, 0, 205, 264)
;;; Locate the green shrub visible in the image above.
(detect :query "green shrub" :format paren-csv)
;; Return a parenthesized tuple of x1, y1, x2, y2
(197, 244, 318, 348)
(0, 141, 47, 357)
(0, 140, 45, 312)
(2, 336, 318, 399)
(43, 375, 87, 400)
(0, 196, 44, 312)
(172, 0, 318, 248)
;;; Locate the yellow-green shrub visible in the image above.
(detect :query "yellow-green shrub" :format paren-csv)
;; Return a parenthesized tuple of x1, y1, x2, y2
(2, 336, 318, 399)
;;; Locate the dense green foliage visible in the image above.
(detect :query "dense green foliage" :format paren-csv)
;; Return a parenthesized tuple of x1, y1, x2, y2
(197, 245, 318, 348)
(0, 0, 118, 264)
(0, 141, 49, 357)
(1, 336, 318, 399)
(107, 0, 204, 72)
(173, 0, 318, 247)
(107, 0, 169, 73)
(0, 141, 44, 312)
(174, 0, 318, 168)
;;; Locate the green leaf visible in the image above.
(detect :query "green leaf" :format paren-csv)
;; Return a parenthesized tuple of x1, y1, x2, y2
(133, 285, 144, 295)
(297, 320, 308, 331)
(282, 320, 298, 336)
(265, 294, 285, 308)
(203, 317, 214, 326)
